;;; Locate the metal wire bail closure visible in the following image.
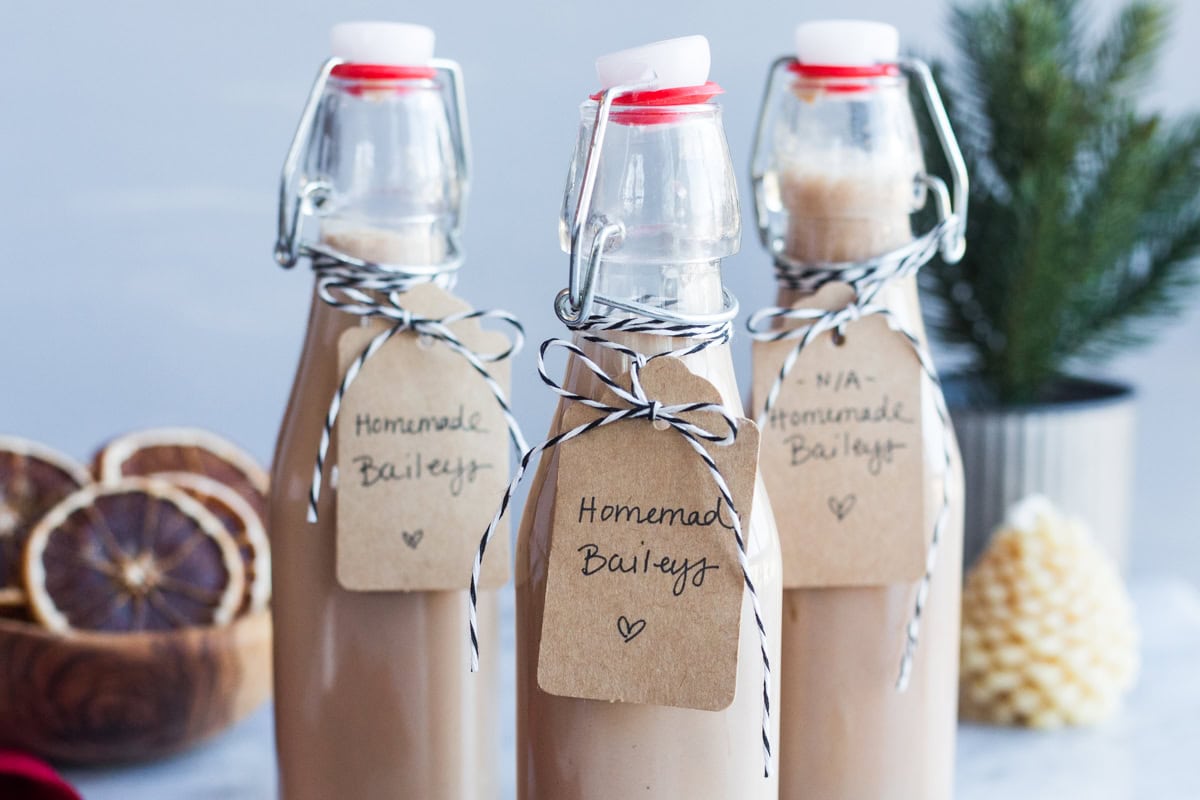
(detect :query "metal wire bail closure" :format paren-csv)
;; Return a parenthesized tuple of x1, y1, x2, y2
(559, 81, 647, 325)
(274, 56, 473, 272)
(749, 55, 969, 267)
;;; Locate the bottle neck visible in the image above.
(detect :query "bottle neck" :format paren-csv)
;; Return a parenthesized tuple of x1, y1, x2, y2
(557, 99, 743, 410)
(773, 164, 922, 321)
(782, 207, 914, 266)
(311, 77, 460, 266)
(777, 155, 917, 267)
(772, 80, 919, 306)
(763, 73, 924, 269)
(320, 219, 450, 267)
(561, 102, 741, 267)
(594, 258, 725, 319)
(565, 258, 745, 415)
(295, 76, 463, 364)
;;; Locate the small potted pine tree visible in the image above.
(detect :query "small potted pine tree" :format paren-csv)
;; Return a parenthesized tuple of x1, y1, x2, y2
(920, 0, 1200, 566)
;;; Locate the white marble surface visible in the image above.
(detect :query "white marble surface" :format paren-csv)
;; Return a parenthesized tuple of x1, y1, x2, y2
(64, 579, 1200, 799)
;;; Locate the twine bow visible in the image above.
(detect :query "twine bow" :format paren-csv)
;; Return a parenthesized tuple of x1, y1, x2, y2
(467, 311, 775, 777)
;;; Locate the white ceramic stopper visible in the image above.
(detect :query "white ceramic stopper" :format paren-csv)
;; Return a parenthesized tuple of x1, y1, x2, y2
(595, 35, 711, 91)
(794, 20, 899, 66)
(330, 22, 435, 65)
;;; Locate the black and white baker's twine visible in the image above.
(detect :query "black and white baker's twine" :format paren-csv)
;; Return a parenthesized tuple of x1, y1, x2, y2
(304, 252, 528, 523)
(467, 308, 775, 778)
(747, 220, 955, 691)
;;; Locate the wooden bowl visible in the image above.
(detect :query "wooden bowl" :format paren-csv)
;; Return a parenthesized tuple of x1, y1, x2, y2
(0, 611, 271, 765)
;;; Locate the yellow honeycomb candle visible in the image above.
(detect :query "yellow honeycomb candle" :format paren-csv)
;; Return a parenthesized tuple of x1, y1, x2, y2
(960, 496, 1139, 728)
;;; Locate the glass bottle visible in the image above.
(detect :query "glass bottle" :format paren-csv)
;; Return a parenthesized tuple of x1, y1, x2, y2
(516, 37, 782, 799)
(270, 23, 498, 800)
(751, 21, 967, 800)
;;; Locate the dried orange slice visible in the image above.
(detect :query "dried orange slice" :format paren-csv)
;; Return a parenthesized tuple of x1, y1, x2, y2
(23, 479, 245, 633)
(0, 436, 91, 608)
(92, 428, 268, 522)
(165, 473, 271, 614)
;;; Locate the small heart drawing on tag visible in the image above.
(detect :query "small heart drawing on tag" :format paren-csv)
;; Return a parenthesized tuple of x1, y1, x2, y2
(402, 529, 424, 549)
(827, 495, 857, 522)
(617, 615, 646, 643)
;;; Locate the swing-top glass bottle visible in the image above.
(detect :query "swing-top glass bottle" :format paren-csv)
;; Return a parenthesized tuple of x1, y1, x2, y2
(516, 36, 783, 799)
(270, 22, 499, 800)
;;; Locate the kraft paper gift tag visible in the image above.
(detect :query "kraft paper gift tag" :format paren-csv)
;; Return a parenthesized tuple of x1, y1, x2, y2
(335, 282, 511, 592)
(751, 282, 928, 588)
(538, 357, 759, 711)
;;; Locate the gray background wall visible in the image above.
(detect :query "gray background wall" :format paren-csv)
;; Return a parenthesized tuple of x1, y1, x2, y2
(1, 0, 1196, 584)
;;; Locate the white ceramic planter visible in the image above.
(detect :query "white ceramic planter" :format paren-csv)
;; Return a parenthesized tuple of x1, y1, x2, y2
(949, 378, 1136, 570)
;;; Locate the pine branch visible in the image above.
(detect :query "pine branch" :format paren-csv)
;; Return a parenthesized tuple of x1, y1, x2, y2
(1054, 113, 1161, 354)
(1054, 114, 1200, 359)
(1138, 115, 1200, 224)
(921, 0, 1200, 404)
(1074, 211, 1200, 358)
(1089, 2, 1168, 97)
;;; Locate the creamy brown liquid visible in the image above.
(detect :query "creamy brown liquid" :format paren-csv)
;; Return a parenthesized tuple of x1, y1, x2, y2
(773, 171, 965, 800)
(515, 266, 783, 799)
(270, 226, 500, 800)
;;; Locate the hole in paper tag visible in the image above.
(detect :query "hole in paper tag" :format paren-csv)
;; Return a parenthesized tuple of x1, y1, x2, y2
(334, 283, 512, 592)
(537, 357, 760, 711)
(751, 282, 928, 588)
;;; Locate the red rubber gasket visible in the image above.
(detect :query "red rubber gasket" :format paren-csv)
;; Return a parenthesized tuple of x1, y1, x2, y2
(330, 63, 437, 81)
(587, 82, 724, 125)
(788, 62, 900, 93)
(788, 63, 900, 78)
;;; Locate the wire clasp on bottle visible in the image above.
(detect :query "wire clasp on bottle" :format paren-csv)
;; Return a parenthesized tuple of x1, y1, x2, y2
(274, 57, 472, 273)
